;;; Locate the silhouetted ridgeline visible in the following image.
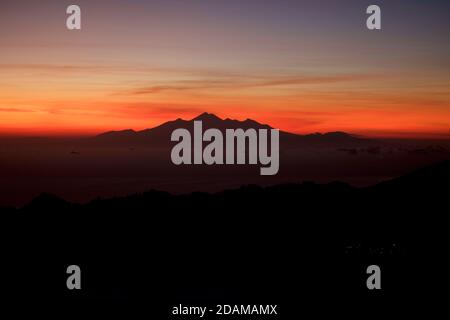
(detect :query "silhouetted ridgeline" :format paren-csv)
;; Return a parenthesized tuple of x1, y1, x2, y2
(92, 112, 370, 147)
(2, 113, 450, 207)
(1, 159, 448, 316)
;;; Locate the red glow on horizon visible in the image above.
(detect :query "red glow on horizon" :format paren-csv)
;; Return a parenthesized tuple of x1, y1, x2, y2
(1, 110, 449, 140)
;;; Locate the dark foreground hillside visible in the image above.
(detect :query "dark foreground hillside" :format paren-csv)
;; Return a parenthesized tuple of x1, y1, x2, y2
(1, 160, 449, 317)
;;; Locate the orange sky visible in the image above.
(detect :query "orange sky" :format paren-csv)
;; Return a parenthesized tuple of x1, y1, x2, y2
(1, 0, 450, 138)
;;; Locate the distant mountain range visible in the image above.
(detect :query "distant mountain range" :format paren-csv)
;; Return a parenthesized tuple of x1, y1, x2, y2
(1, 112, 449, 207)
(93, 112, 369, 147)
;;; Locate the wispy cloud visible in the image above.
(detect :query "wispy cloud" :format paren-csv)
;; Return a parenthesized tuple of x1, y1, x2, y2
(0, 63, 380, 96)
(0, 107, 35, 113)
(127, 74, 378, 95)
(0, 63, 251, 78)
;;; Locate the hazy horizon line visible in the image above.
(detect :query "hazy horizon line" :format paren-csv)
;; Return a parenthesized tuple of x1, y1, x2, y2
(1, 111, 450, 140)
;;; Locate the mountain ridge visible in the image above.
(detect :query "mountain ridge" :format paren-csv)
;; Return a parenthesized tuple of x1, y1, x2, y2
(92, 112, 364, 146)
(11, 158, 450, 210)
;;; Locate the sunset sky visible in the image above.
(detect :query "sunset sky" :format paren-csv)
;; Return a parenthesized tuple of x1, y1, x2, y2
(1, 0, 450, 137)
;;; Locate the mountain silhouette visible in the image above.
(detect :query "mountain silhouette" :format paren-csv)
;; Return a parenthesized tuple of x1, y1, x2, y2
(1, 158, 446, 313)
(92, 112, 364, 147)
(11, 158, 448, 210)
(371, 158, 450, 195)
(1, 112, 449, 207)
